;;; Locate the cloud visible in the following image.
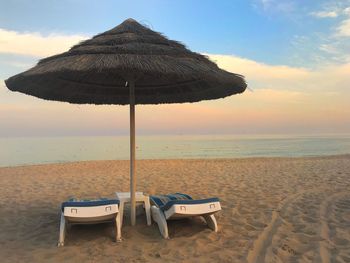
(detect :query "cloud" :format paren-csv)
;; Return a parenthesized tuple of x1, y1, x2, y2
(345, 7, 350, 15)
(257, 0, 296, 13)
(205, 54, 350, 132)
(0, 28, 87, 57)
(336, 17, 350, 37)
(252, 0, 298, 19)
(316, 5, 350, 38)
(328, 5, 350, 37)
(310, 11, 338, 18)
(292, 4, 350, 64)
(208, 54, 309, 83)
(208, 53, 350, 90)
(1, 50, 350, 135)
(250, 1, 350, 66)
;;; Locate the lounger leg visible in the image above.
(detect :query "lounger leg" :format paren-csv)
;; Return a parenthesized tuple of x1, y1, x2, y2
(144, 198, 152, 226)
(115, 212, 122, 242)
(119, 201, 124, 228)
(203, 214, 218, 232)
(58, 213, 66, 247)
(151, 206, 169, 239)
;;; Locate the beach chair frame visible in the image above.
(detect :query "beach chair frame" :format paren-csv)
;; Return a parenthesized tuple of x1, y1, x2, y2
(151, 200, 221, 239)
(58, 203, 121, 246)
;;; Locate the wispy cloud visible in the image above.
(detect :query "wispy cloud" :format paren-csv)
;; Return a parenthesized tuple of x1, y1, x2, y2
(310, 4, 350, 37)
(291, 3, 350, 65)
(256, 0, 296, 13)
(310, 11, 338, 18)
(0, 28, 87, 57)
(345, 7, 350, 15)
(336, 16, 350, 36)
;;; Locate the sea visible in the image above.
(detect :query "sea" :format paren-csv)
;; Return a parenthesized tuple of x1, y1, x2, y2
(1, 134, 350, 167)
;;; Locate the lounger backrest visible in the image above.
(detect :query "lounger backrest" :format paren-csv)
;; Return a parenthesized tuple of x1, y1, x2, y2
(150, 193, 192, 208)
(160, 198, 220, 212)
(150, 193, 218, 211)
(61, 198, 120, 211)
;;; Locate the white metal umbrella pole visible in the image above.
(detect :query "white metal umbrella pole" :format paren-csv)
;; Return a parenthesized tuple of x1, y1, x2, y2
(129, 80, 136, 226)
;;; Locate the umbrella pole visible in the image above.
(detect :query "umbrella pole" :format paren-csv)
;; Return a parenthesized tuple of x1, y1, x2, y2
(129, 80, 136, 226)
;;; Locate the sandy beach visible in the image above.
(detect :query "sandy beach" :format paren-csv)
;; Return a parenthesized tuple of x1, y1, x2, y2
(0, 155, 349, 262)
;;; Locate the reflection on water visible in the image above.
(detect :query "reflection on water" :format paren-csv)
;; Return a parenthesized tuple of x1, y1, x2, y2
(0, 134, 350, 167)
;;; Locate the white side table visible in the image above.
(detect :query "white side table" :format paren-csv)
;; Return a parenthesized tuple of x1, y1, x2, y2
(116, 192, 152, 227)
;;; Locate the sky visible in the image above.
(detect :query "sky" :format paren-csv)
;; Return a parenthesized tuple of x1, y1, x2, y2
(0, 0, 349, 136)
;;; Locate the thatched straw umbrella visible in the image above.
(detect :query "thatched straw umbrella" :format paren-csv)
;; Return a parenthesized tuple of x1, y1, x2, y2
(5, 18, 247, 226)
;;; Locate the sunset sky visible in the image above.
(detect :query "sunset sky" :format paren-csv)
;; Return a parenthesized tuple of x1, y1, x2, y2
(1, 0, 350, 137)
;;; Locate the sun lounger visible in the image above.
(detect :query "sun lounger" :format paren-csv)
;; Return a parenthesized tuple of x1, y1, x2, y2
(58, 198, 121, 246)
(150, 193, 221, 239)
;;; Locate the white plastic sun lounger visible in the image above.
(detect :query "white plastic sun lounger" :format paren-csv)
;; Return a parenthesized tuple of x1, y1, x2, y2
(150, 193, 221, 239)
(58, 198, 121, 246)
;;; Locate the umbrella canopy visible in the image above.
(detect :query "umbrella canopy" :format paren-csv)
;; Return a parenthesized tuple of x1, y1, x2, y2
(5, 18, 246, 104)
(5, 18, 247, 226)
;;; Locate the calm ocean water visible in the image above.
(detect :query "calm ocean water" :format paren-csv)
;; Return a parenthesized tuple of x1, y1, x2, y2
(0, 135, 349, 167)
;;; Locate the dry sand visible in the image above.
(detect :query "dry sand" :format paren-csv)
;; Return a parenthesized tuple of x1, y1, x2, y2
(0, 155, 349, 262)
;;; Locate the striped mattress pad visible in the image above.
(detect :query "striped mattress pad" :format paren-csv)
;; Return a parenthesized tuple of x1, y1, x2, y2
(150, 193, 219, 211)
(61, 198, 120, 210)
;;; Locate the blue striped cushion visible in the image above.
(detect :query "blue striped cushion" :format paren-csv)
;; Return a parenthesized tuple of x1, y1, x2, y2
(161, 198, 220, 211)
(150, 193, 219, 212)
(150, 193, 192, 207)
(61, 198, 119, 211)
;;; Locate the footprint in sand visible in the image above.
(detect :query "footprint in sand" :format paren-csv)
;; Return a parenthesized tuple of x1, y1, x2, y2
(247, 190, 350, 263)
(320, 193, 350, 263)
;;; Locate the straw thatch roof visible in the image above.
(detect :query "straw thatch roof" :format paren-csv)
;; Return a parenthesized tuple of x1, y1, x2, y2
(5, 18, 247, 105)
